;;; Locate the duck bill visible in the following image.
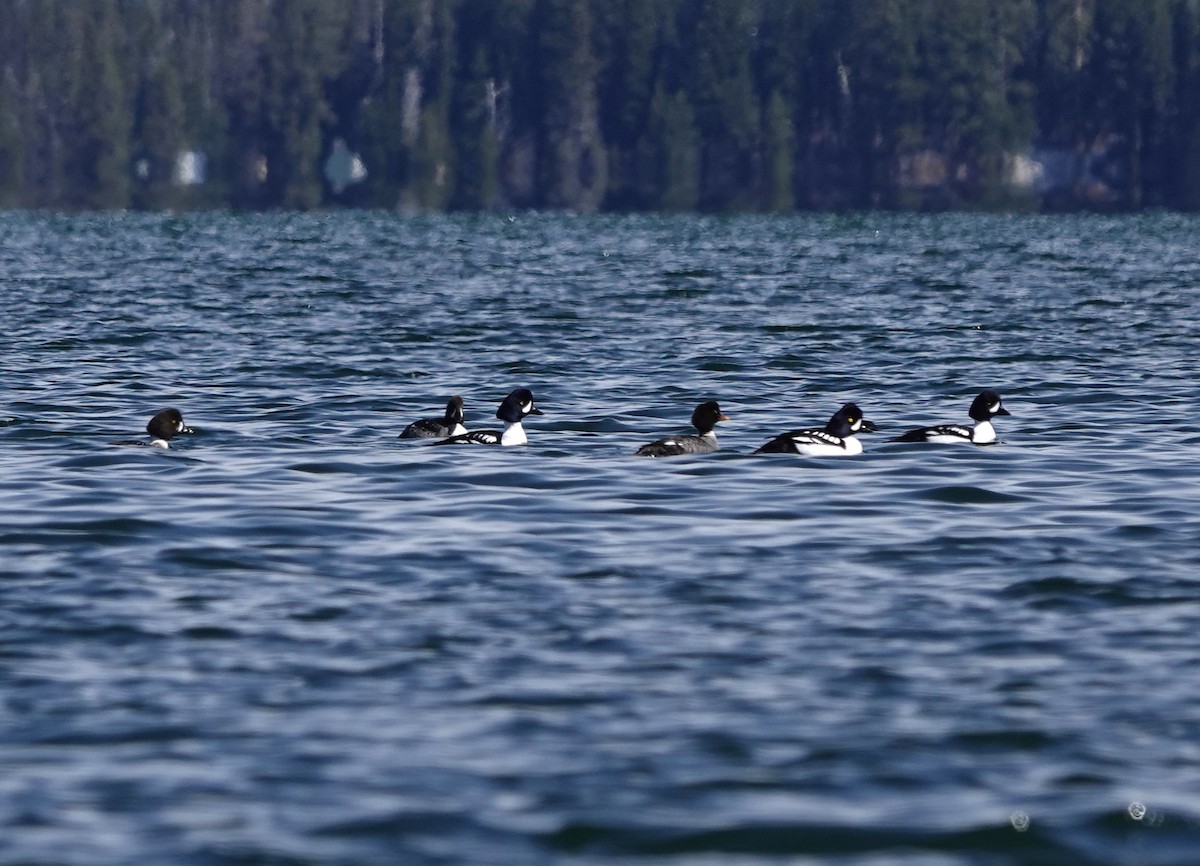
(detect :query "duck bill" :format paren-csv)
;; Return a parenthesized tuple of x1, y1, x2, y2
(860, 419, 879, 433)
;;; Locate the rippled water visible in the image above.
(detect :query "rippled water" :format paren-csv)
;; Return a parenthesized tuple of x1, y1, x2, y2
(2, 210, 1199, 865)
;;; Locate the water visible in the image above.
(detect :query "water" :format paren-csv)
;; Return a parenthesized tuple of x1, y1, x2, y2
(2, 210, 1199, 865)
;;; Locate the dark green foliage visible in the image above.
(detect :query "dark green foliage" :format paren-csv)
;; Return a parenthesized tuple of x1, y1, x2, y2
(532, 0, 607, 210)
(1171, 0, 1200, 207)
(258, 2, 350, 209)
(594, 0, 669, 209)
(646, 82, 701, 210)
(1084, 0, 1175, 207)
(449, 39, 500, 210)
(682, 0, 761, 209)
(1, 0, 1200, 211)
(763, 90, 795, 212)
(0, 69, 22, 207)
(130, 1, 186, 210)
(362, 0, 462, 209)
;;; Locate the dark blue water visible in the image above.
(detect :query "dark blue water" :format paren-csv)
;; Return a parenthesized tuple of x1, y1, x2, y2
(2, 211, 1199, 865)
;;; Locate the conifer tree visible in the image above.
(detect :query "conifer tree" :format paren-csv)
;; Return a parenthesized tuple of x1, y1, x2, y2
(12, 1, 62, 206)
(844, 0, 927, 205)
(532, 0, 607, 211)
(1031, 0, 1094, 149)
(0, 56, 23, 207)
(363, 0, 461, 209)
(407, 0, 456, 210)
(451, 40, 501, 210)
(172, 3, 232, 207)
(130, 3, 187, 210)
(763, 90, 795, 211)
(260, 1, 347, 209)
(66, 0, 133, 209)
(1085, 0, 1175, 207)
(645, 82, 700, 210)
(1170, 0, 1200, 207)
(594, 0, 669, 209)
(918, 0, 1033, 204)
(683, 0, 760, 209)
(0, 0, 1198, 212)
(755, 0, 835, 209)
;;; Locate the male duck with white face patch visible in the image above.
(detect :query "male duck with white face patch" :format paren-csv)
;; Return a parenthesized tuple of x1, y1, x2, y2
(433, 388, 543, 446)
(110, 408, 193, 449)
(893, 389, 1010, 445)
(754, 402, 877, 456)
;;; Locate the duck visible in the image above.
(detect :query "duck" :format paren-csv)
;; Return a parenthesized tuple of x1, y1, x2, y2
(893, 389, 1010, 445)
(110, 408, 193, 449)
(433, 388, 543, 446)
(635, 401, 729, 457)
(399, 396, 467, 439)
(754, 402, 877, 456)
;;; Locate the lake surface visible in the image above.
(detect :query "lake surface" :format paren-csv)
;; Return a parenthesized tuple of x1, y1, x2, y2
(2, 210, 1199, 865)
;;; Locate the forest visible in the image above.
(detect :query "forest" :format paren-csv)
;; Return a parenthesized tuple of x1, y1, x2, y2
(2, 0, 1199, 212)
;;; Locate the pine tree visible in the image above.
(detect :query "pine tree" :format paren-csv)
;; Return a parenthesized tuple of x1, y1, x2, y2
(532, 0, 607, 211)
(762, 90, 794, 211)
(65, 0, 133, 209)
(407, 0, 456, 210)
(130, 3, 186, 210)
(919, 0, 1034, 205)
(643, 81, 700, 210)
(218, 0, 271, 209)
(362, 0, 462, 210)
(12, 1, 64, 206)
(0, 0, 1197, 212)
(451, 40, 501, 210)
(171, 2, 232, 207)
(594, 0, 671, 209)
(0, 43, 23, 207)
(1170, 0, 1200, 208)
(260, 1, 347, 209)
(1085, 0, 1175, 207)
(834, 0, 927, 206)
(682, 0, 760, 209)
(753, 0, 820, 206)
(1031, 0, 1094, 148)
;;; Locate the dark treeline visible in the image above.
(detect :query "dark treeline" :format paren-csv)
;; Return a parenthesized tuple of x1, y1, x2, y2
(3, 0, 1200, 212)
